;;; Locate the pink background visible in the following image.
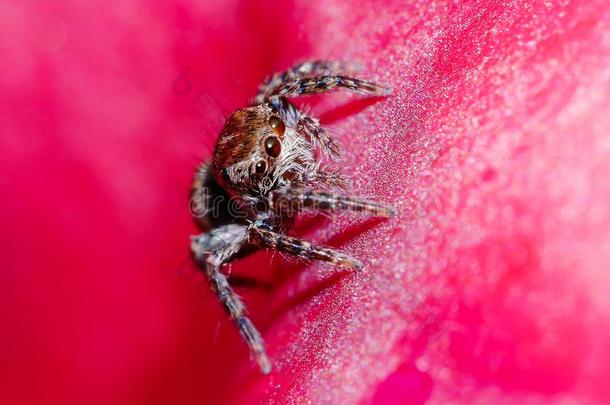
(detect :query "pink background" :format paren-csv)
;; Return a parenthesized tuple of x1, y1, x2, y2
(2, 0, 610, 404)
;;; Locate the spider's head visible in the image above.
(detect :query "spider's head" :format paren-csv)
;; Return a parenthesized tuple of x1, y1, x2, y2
(212, 104, 315, 197)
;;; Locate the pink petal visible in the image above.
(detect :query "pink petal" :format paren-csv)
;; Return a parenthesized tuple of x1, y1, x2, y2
(2, 1, 610, 404)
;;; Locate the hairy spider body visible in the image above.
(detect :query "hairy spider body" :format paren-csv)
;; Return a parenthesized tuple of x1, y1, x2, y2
(190, 60, 394, 374)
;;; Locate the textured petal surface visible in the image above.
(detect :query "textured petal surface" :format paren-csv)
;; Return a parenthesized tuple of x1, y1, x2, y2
(2, 1, 610, 404)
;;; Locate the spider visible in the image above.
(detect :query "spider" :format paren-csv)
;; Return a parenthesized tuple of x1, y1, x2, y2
(189, 60, 395, 374)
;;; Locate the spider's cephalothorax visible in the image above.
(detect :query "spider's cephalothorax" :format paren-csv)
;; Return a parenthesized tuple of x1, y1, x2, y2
(213, 98, 315, 196)
(190, 60, 395, 374)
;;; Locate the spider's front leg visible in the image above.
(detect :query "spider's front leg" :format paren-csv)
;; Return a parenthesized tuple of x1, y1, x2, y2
(255, 60, 391, 103)
(266, 75, 391, 101)
(247, 221, 363, 271)
(253, 60, 361, 105)
(296, 113, 341, 157)
(269, 188, 396, 218)
(191, 225, 271, 374)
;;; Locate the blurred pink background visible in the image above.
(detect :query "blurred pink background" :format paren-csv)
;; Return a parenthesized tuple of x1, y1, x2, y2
(2, 0, 610, 404)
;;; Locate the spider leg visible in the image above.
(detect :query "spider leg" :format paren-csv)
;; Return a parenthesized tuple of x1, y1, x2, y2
(304, 170, 349, 190)
(297, 113, 341, 157)
(191, 225, 271, 374)
(260, 75, 391, 101)
(247, 221, 363, 270)
(270, 188, 396, 218)
(253, 60, 361, 105)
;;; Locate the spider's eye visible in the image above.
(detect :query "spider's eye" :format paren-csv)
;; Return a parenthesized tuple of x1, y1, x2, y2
(268, 116, 285, 137)
(264, 136, 281, 158)
(221, 168, 231, 182)
(254, 160, 267, 176)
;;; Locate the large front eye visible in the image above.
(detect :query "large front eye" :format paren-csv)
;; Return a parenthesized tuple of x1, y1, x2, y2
(264, 136, 281, 158)
(254, 160, 267, 176)
(268, 116, 285, 137)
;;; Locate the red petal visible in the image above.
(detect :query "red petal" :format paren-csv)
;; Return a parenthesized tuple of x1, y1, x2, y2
(2, 1, 610, 404)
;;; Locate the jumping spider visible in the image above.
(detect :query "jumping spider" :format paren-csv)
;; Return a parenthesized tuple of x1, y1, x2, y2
(190, 60, 395, 374)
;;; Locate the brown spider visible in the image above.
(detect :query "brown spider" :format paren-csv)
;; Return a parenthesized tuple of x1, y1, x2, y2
(189, 60, 395, 374)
